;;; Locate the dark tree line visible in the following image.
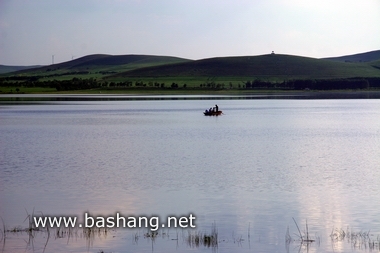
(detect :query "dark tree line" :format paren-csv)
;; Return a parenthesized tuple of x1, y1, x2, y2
(0, 77, 100, 91)
(1, 76, 380, 91)
(1, 76, 41, 82)
(244, 78, 380, 90)
(53, 78, 99, 91)
(289, 78, 369, 90)
(244, 79, 292, 89)
(366, 77, 380, 88)
(199, 82, 225, 89)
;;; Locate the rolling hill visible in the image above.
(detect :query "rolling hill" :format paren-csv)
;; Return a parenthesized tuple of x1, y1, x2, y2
(2, 51, 380, 84)
(323, 50, 380, 63)
(0, 65, 42, 74)
(48, 54, 191, 69)
(6, 54, 191, 76)
(111, 54, 380, 80)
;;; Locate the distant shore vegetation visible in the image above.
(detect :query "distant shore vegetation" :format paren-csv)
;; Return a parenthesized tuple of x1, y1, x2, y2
(1, 75, 380, 94)
(1, 52, 380, 94)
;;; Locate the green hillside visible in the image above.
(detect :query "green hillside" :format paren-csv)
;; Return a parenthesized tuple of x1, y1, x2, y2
(7, 54, 191, 78)
(323, 50, 380, 63)
(370, 59, 380, 69)
(0, 65, 42, 74)
(111, 54, 380, 80)
(2, 51, 380, 93)
(4, 53, 380, 81)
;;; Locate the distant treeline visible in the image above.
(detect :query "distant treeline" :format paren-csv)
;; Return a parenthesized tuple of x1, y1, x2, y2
(1, 71, 90, 81)
(243, 78, 380, 90)
(1, 76, 380, 91)
(0, 77, 99, 91)
(53, 78, 99, 91)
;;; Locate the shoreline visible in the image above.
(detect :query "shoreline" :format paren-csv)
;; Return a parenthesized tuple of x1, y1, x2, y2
(2, 90, 380, 102)
(2, 89, 380, 96)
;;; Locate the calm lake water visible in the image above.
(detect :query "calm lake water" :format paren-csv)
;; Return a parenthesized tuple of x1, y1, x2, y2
(1, 94, 380, 253)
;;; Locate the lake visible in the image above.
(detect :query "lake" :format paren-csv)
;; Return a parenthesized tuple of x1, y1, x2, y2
(1, 94, 380, 253)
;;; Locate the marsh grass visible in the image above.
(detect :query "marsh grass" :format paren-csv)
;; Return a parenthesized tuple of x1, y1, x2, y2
(3, 214, 380, 252)
(330, 227, 380, 251)
(286, 218, 321, 247)
(0, 210, 50, 253)
(290, 218, 319, 243)
(5, 225, 109, 252)
(0, 216, 5, 251)
(137, 223, 219, 249)
(1, 211, 109, 253)
(185, 223, 218, 248)
(82, 226, 108, 249)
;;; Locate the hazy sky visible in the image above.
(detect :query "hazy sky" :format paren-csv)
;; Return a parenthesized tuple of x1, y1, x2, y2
(1, 0, 379, 65)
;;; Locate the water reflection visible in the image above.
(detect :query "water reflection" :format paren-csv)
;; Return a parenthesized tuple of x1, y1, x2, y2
(1, 98, 380, 253)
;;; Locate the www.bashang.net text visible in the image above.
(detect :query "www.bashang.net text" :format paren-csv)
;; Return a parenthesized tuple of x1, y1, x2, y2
(33, 213, 196, 231)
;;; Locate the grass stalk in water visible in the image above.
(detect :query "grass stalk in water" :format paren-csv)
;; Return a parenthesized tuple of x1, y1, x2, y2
(292, 218, 315, 243)
(186, 222, 218, 248)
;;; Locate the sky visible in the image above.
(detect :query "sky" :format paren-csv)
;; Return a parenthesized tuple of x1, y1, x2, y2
(0, 0, 379, 66)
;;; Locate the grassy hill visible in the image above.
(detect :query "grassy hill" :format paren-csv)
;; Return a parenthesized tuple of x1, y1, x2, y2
(370, 59, 380, 69)
(323, 50, 380, 63)
(111, 54, 380, 80)
(2, 51, 380, 93)
(6, 54, 191, 78)
(5, 53, 380, 81)
(0, 65, 42, 74)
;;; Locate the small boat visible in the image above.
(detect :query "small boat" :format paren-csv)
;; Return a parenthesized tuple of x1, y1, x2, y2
(204, 110, 222, 116)
(204, 104, 221, 116)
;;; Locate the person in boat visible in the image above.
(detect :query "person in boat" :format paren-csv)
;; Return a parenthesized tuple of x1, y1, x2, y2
(215, 104, 218, 112)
